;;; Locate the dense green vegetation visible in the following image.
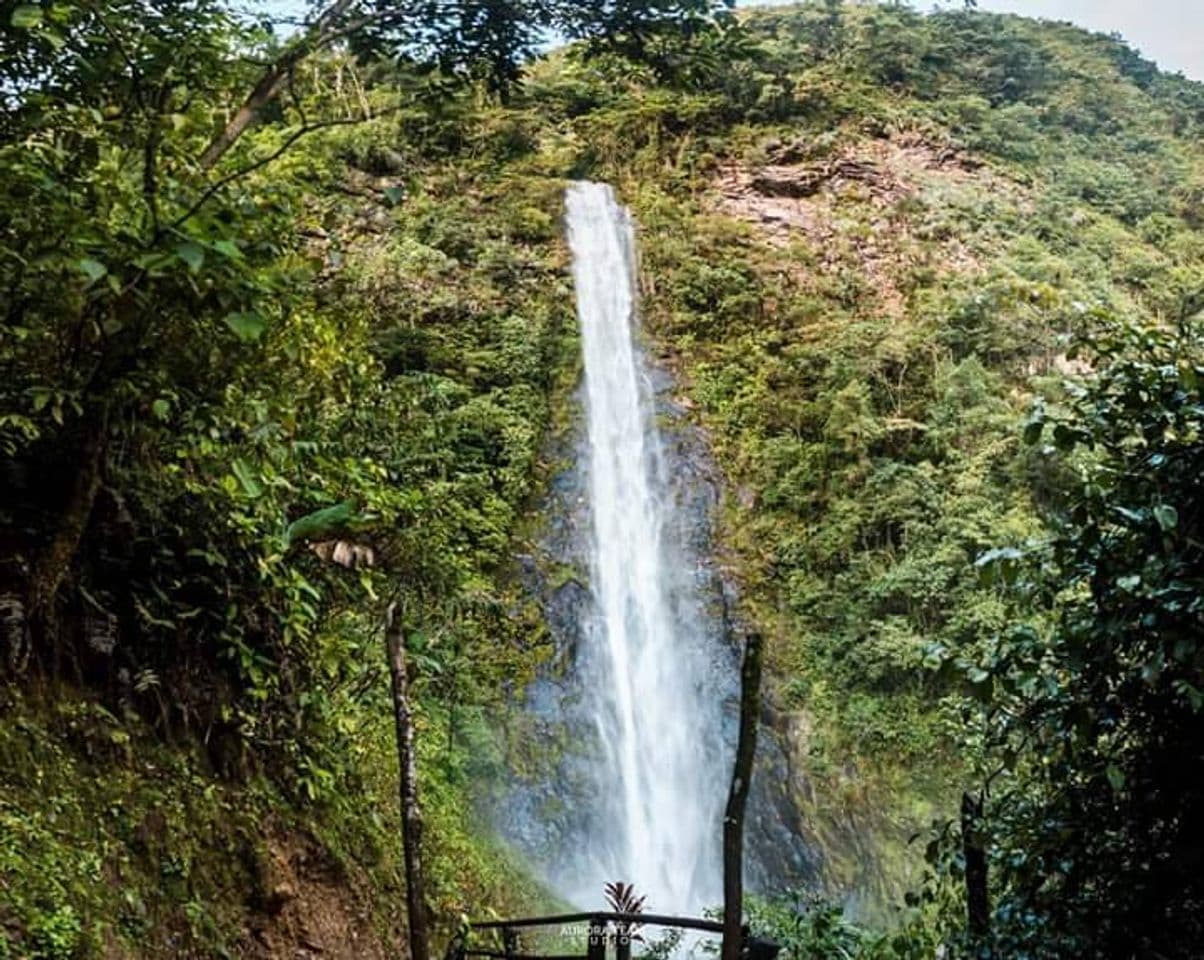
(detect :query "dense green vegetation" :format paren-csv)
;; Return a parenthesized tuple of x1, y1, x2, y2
(3, 1, 1202, 957)
(531, 3, 1204, 929)
(616, 5, 1204, 949)
(0, 2, 597, 952)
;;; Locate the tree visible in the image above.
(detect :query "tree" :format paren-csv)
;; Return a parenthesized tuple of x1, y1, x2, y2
(200, 0, 738, 168)
(0, 0, 733, 693)
(1, 0, 284, 652)
(953, 315, 1204, 957)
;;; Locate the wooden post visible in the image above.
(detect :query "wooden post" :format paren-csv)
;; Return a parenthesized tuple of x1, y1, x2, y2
(502, 927, 518, 960)
(723, 632, 764, 960)
(615, 924, 631, 960)
(386, 604, 431, 960)
(962, 790, 990, 938)
(587, 917, 606, 960)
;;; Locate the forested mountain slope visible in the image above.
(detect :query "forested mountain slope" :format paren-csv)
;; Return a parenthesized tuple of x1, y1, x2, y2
(608, 2, 1204, 909)
(2, 2, 1202, 958)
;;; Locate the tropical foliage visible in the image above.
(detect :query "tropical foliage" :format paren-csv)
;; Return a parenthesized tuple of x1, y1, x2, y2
(2, 1, 1202, 957)
(945, 319, 1204, 957)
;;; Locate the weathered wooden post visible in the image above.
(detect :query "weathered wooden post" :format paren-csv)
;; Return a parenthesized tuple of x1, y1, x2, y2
(587, 917, 606, 960)
(722, 631, 764, 960)
(962, 790, 990, 938)
(502, 926, 519, 960)
(386, 603, 431, 960)
(614, 923, 631, 960)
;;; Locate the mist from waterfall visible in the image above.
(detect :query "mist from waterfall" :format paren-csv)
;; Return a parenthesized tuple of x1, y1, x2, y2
(563, 181, 727, 916)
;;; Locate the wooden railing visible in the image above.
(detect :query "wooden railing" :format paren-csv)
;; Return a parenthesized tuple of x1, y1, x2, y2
(445, 911, 777, 960)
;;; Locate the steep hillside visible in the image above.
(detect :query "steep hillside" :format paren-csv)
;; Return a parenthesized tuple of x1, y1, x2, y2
(506, 0, 1204, 913)
(0, 73, 575, 956)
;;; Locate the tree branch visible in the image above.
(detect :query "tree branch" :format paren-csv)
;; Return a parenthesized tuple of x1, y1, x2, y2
(170, 105, 401, 235)
(198, 0, 359, 170)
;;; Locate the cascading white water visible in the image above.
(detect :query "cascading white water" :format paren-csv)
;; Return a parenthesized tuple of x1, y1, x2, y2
(564, 181, 726, 916)
(493, 182, 812, 918)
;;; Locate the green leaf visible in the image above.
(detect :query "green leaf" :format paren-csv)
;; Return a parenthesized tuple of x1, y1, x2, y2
(1153, 504, 1178, 531)
(132, 252, 175, 274)
(230, 458, 263, 499)
(383, 185, 405, 206)
(285, 501, 356, 546)
(78, 258, 107, 282)
(1175, 680, 1204, 712)
(176, 241, 205, 273)
(1172, 637, 1196, 663)
(1052, 423, 1079, 451)
(1114, 505, 1145, 524)
(213, 239, 243, 260)
(11, 5, 43, 27)
(151, 398, 171, 421)
(223, 311, 265, 342)
(975, 546, 1023, 586)
(1105, 764, 1125, 792)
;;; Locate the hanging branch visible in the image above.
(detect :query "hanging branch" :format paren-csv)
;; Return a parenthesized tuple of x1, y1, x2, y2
(170, 104, 402, 235)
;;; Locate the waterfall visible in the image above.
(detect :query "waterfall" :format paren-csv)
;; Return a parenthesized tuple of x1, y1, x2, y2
(563, 181, 726, 916)
(494, 180, 813, 919)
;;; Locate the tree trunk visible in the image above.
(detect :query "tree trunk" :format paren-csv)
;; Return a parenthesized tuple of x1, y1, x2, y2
(198, 0, 357, 170)
(386, 604, 431, 960)
(723, 631, 764, 960)
(962, 790, 990, 939)
(28, 404, 108, 618)
(198, 69, 292, 170)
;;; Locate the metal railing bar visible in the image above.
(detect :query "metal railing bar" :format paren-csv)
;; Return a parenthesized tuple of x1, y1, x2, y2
(463, 952, 586, 960)
(469, 912, 599, 931)
(468, 912, 725, 935)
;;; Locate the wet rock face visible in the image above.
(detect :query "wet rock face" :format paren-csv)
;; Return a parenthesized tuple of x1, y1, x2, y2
(545, 578, 590, 662)
(492, 344, 819, 902)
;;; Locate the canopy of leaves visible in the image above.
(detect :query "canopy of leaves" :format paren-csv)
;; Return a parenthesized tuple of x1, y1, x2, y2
(343, 0, 739, 91)
(934, 318, 1204, 958)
